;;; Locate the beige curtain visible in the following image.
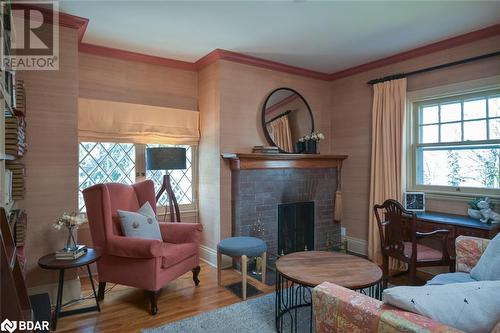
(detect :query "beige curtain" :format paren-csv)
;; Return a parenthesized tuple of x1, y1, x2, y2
(368, 78, 407, 266)
(267, 115, 293, 152)
(78, 98, 200, 144)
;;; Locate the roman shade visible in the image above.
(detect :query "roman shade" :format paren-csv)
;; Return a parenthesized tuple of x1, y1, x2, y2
(78, 98, 200, 144)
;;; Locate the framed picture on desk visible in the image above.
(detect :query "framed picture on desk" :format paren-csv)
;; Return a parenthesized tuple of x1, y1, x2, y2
(404, 192, 425, 212)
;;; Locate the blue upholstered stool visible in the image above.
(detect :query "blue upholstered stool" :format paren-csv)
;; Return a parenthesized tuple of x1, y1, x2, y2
(217, 237, 267, 300)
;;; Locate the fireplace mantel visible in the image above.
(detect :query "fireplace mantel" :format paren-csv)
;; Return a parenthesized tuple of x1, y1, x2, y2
(222, 153, 348, 171)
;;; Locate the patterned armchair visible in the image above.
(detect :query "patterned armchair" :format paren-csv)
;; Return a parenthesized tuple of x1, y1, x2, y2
(312, 236, 500, 333)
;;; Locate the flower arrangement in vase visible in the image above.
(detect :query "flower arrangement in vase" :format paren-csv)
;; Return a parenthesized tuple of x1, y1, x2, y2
(297, 132, 325, 154)
(53, 212, 87, 251)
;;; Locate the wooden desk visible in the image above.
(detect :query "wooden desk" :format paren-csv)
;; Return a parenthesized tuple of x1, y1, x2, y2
(403, 212, 500, 256)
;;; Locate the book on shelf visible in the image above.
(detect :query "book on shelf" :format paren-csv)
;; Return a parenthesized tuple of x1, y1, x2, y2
(252, 145, 280, 154)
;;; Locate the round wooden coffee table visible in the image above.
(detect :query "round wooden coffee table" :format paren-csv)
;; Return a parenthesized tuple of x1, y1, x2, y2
(275, 251, 382, 333)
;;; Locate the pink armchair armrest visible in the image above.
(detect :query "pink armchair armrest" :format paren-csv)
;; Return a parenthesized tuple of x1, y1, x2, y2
(312, 282, 462, 333)
(159, 222, 203, 244)
(455, 235, 489, 273)
(107, 235, 163, 258)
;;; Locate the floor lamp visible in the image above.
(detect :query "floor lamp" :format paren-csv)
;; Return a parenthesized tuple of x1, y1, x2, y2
(145, 147, 186, 222)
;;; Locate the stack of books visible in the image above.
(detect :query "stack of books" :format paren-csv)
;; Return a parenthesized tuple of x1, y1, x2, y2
(55, 245, 87, 260)
(252, 146, 279, 154)
(6, 162, 25, 200)
(15, 80, 26, 115)
(5, 116, 26, 157)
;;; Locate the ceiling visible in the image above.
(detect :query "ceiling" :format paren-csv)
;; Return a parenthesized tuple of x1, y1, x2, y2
(59, 1, 500, 73)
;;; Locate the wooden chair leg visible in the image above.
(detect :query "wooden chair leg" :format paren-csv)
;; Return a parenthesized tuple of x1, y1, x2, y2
(409, 264, 417, 286)
(192, 266, 201, 286)
(449, 259, 456, 273)
(148, 290, 159, 315)
(261, 252, 267, 285)
(97, 282, 106, 301)
(241, 255, 247, 300)
(217, 251, 222, 286)
(382, 255, 389, 289)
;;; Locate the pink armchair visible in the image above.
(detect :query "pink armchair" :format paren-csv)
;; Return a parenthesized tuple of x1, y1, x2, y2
(83, 180, 203, 315)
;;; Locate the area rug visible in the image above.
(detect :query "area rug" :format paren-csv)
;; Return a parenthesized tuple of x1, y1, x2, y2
(141, 293, 310, 333)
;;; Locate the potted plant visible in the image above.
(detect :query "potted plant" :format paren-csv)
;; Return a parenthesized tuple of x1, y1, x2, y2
(303, 132, 325, 154)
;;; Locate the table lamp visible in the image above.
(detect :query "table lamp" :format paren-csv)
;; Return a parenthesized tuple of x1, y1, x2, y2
(145, 147, 186, 222)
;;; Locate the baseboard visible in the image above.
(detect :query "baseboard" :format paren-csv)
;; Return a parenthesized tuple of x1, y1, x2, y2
(199, 244, 232, 268)
(346, 236, 368, 256)
(28, 277, 82, 305)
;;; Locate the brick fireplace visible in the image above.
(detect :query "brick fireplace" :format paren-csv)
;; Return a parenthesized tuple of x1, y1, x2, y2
(223, 153, 347, 264)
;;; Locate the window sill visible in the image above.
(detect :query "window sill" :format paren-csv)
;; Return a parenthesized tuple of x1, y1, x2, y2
(412, 190, 500, 204)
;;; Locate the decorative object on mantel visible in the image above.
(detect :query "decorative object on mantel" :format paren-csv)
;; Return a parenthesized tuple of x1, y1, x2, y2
(468, 197, 500, 224)
(262, 87, 314, 153)
(252, 146, 279, 154)
(297, 131, 325, 154)
(53, 212, 87, 252)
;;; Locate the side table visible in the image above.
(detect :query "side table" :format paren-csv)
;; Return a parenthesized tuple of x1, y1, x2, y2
(38, 248, 101, 330)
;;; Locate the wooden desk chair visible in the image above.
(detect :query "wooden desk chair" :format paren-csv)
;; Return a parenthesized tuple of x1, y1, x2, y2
(373, 199, 452, 288)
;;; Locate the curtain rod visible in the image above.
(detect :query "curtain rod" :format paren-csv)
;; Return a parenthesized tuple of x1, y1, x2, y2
(367, 51, 500, 85)
(265, 110, 292, 124)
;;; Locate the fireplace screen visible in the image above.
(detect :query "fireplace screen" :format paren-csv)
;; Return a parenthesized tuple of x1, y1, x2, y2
(278, 201, 314, 255)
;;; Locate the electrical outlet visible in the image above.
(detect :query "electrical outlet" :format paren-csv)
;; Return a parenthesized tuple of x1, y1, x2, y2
(341, 227, 346, 237)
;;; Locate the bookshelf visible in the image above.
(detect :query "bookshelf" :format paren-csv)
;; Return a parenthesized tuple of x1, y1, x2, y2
(1, 2, 28, 278)
(1, 1, 25, 213)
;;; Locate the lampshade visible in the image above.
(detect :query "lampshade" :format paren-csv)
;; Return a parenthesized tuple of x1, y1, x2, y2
(145, 147, 186, 170)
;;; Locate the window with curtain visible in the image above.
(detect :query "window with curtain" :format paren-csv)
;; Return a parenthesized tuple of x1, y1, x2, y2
(408, 89, 500, 197)
(77, 98, 200, 213)
(78, 142, 196, 212)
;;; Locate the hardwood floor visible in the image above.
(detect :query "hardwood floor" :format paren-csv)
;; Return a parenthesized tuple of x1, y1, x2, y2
(55, 260, 438, 332)
(57, 262, 273, 333)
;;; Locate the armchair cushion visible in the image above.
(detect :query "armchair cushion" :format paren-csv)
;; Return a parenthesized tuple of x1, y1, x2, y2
(471, 233, 500, 281)
(313, 282, 461, 333)
(383, 281, 500, 333)
(403, 242, 442, 261)
(456, 235, 490, 273)
(117, 202, 162, 241)
(160, 242, 198, 269)
(426, 272, 477, 285)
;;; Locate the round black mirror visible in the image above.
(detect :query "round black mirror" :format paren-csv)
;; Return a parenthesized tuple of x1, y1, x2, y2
(262, 88, 314, 153)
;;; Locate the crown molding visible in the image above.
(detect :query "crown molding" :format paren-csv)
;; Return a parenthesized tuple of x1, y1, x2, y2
(79, 43, 197, 71)
(11, 3, 89, 42)
(11, 4, 500, 81)
(327, 23, 500, 81)
(195, 49, 332, 80)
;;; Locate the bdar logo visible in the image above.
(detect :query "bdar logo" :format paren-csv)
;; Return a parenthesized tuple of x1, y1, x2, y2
(0, 319, 17, 333)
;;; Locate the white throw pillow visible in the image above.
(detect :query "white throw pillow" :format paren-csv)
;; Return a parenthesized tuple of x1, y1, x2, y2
(117, 202, 162, 241)
(471, 233, 500, 281)
(383, 281, 500, 333)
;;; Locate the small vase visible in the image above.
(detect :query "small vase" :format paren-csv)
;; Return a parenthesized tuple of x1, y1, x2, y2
(305, 140, 317, 154)
(64, 226, 78, 252)
(295, 141, 305, 153)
